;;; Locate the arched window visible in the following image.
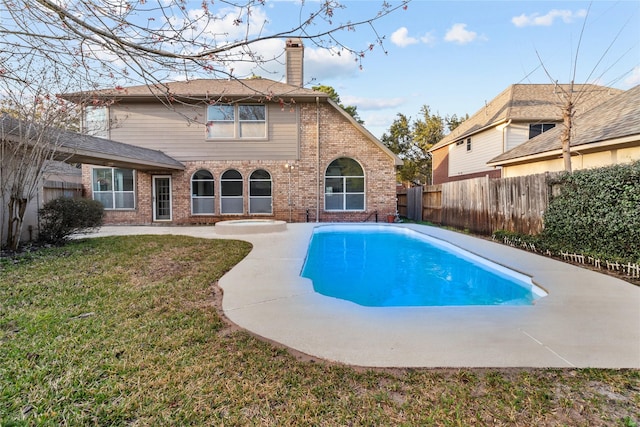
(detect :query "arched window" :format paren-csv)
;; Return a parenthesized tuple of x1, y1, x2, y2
(220, 169, 243, 214)
(191, 169, 215, 214)
(324, 158, 365, 211)
(249, 169, 272, 214)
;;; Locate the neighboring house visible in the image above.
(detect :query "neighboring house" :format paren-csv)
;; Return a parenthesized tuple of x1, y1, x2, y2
(0, 113, 184, 245)
(62, 39, 402, 225)
(487, 85, 640, 176)
(428, 84, 623, 184)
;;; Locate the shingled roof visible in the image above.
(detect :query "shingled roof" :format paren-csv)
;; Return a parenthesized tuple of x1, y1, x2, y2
(62, 78, 328, 104)
(0, 114, 184, 171)
(429, 84, 623, 152)
(488, 85, 640, 166)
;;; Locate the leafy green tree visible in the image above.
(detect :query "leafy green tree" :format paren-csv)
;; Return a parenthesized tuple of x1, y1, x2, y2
(381, 113, 414, 183)
(312, 85, 364, 124)
(446, 113, 469, 132)
(382, 106, 455, 185)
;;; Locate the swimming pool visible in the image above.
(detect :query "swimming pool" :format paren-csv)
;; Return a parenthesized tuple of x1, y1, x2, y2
(301, 225, 546, 307)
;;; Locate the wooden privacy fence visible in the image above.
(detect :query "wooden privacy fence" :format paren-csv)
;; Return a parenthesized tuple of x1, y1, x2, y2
(43, 180, 83, 202)
(397, 173, 558, 235)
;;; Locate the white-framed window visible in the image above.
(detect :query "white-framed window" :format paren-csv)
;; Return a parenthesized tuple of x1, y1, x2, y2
(466, 137, 472, 152)
(92, 167, 135, 209)
(529, 123, 556, 139)
(249, 169, 272, 214)
(84, 106, 109, 138)
(324, 158, 365, 211)
(206, 104, 266, 139)
(191, 169, 215, 215)
(220, 169, 243, 214)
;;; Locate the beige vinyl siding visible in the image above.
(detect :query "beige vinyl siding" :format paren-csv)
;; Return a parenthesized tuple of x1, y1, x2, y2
(109, 103, 299, 162)
(502, 159, 563, 178)
(505, 123, 531, 151)
(448, 129, 503, 177)
(502, 145, 640, 177)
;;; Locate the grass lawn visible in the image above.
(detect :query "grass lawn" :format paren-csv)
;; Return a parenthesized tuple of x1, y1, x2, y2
(1, 235, 638, 426)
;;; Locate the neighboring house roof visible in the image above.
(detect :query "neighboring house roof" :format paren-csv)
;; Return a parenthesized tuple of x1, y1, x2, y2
(62, 78, 329, 103)
(487, 85, 640, 166)
(429, 84, 624, 152)
(0, 114, 185, 171)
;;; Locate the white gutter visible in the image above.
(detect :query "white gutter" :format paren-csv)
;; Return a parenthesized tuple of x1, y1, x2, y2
(497, 119, 512, 153)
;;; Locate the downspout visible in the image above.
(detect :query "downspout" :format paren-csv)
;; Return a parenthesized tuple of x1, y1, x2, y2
(316, 96, 320, 222)
(500, 119, 512, 152)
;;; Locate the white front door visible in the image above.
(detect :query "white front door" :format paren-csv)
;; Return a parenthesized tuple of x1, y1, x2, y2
(153, 176, 172, 221)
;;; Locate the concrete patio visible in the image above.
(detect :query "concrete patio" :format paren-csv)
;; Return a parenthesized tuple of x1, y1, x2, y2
(85, 223, 640, 368)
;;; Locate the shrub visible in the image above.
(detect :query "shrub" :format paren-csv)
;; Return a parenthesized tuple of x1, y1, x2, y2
(39, 197, 104, 244)
(542, 161, 640, 262)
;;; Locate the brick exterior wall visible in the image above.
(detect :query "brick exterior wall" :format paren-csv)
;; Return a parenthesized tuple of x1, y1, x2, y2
(83, 102, 398, 225)
(431, 147, 449, 185)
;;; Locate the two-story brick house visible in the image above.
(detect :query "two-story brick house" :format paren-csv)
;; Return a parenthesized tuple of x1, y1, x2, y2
(63, 39, 402, 225)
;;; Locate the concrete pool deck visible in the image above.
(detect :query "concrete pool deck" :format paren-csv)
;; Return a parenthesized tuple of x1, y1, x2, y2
(85, 223, 640, 369)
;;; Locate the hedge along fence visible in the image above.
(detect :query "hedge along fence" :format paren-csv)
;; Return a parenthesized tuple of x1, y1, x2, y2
(542, 160, 640, 263)
(494, 161, 640, 280)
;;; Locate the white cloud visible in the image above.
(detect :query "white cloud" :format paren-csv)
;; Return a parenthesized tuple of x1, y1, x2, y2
(223, 38, 287, 79)
(391, 27, 436, 47)
(341, 96, 406, 111)
(362, 112, 402, 137)
(511, 9, 588, 27)
(624, 66, 640, 87)
(391, 27, 419, 47)
(305, 47, 360, 82)
(444, 23, 478, 45)
(420, 32, 437, 46)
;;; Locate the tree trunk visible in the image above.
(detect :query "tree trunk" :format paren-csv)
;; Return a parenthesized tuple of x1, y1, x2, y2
(561, 101, 573, 173)
(6, 195, 27, 251)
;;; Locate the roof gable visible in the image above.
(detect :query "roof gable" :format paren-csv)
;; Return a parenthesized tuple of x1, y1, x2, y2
(430, 84, 623, 152)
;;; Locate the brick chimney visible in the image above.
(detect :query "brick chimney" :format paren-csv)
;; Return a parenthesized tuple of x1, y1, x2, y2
(285, 38, 304, 87)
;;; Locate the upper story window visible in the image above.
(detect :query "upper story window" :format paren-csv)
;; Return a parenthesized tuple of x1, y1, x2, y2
(529, 123, 556, 139)
(206, 104, 266, 139)
(84, 106, 109, 138)
(455, 138, 472, 151)
(92, 167, 135, 210)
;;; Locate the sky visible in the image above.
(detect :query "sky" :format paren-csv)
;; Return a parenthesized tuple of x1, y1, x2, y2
(8, 0, 635, 140)
(235, 0, 640, 138)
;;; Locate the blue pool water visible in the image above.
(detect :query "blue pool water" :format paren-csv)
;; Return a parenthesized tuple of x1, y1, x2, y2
(301, 225, 545, 307)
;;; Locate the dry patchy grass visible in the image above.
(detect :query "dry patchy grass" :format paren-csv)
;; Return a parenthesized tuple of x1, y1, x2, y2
(1, 235, 638, 426)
